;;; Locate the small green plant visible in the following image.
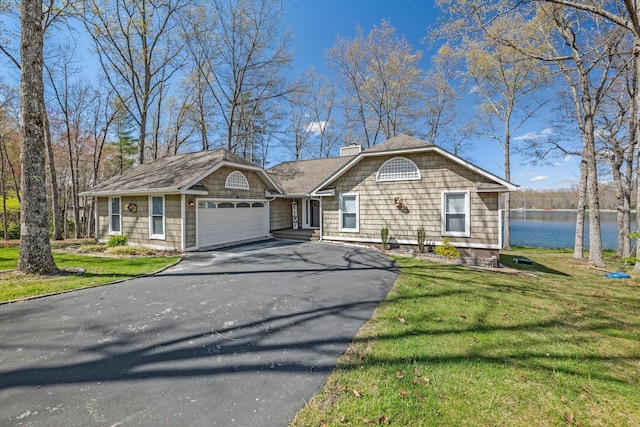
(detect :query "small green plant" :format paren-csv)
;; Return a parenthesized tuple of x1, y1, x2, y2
(435, 237, 460, 258)
(417, 227, 425, 253)
(107, 234, 128, 247)
(381, 226, 389, 250)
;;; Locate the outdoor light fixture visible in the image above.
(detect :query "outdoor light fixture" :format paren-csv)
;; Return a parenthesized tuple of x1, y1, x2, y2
(188, 199, 194, 207)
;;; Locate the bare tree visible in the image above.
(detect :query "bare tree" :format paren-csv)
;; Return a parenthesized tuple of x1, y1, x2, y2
(182, 0, 294, 159)
(462, 14, 550, 251)
(326, 19, 424, 148)
(82, 0, 188, 165)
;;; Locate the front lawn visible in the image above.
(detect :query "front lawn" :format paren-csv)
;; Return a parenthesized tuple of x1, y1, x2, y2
(0, 243, 180, 302)
(292, 249, 640, 426)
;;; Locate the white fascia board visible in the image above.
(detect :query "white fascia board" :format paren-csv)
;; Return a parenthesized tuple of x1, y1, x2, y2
(80, 188, 183, 197)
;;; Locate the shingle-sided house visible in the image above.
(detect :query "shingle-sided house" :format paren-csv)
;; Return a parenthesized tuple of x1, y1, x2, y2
(81, 135, 517, 256)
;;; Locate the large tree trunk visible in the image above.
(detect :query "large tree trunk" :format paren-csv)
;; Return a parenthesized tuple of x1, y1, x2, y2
(18, 0, 58, 274)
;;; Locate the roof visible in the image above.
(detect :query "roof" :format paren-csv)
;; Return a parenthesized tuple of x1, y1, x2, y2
(362, 134, 433, 153)
(310, 134, 518, 193)
(267, 156, 355, 195)
(80, 149, 281, 196)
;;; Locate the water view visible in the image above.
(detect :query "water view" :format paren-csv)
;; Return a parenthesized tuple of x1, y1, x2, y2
(509, 210, 636, 250)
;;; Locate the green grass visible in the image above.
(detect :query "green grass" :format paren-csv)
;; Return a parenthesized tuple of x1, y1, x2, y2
(292, 249, 640, 426)
(0, 244, 180, 302)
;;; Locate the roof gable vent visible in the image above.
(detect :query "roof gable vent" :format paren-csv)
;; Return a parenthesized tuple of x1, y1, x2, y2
(340, 145, 362, 157)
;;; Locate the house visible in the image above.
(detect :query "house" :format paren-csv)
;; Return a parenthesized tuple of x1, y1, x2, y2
(80, 135, 517, 257)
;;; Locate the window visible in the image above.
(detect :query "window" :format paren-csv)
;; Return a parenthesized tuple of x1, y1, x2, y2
(376, 157, 421, 181)
(225, 171, 249, 189)
(252, 202, 264, 208)
(218, 202, 234, 208)
(339, 193, 359, 232)
(150, 196, 165, 239)
(237, 202, 250, 208)
(442, 191, 470, 237)
(109, 197, 121, 235)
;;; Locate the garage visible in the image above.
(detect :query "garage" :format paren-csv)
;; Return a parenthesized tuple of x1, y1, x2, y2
(197, 199, 269, 248)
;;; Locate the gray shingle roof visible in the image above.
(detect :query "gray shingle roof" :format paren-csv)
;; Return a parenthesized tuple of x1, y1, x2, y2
(362, 134, 432, 153)
(267, 156, 355, 195)
(83, 149, 260, 195)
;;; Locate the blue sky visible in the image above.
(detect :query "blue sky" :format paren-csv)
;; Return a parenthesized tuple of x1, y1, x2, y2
(279, 0, 581, 190)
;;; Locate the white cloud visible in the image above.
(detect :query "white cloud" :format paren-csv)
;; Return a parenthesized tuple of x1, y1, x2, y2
(529, 175, 549, 182)
(305, 121, 327, 134)
(514, 127, 552, 141)
(563, 154, 573, 162)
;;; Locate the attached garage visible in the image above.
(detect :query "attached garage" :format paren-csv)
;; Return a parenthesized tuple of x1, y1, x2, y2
(196, 199, 269, 249)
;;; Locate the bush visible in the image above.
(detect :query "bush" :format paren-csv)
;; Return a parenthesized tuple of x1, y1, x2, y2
(381, 227, 389, 250)
(435, 237, 460, 258)
(417, 227, 425, 253)
(0, 222, 20, 240)
(107, 234, 128, 247)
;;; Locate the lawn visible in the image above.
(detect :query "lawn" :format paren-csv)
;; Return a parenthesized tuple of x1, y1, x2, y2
(0, 243, 181, 302)
(292, 248, 640, 426)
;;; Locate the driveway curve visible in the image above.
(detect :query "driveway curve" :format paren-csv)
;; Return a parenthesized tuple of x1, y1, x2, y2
(0, 241, 398, 426)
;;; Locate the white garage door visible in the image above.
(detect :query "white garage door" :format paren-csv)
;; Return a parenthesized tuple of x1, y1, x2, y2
(197, 200, 268, 248)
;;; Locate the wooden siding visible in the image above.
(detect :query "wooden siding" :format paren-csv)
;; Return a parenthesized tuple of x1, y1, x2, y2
(96, 197, 109, 241)
(96, 195, 182, 250)
(269, 198, 300, 230)
(196, 166, 268, 199)
(322, 152, 501, 247)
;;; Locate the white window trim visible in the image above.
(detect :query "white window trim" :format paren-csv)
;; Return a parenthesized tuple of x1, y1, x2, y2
(376, 157, 421, 182)
(149, 195, 166, 240)
(225, 171, 250, 190)
(441, 190, 470, 237)
(339, 193, 359, 232)
(109, 197, 121, 235)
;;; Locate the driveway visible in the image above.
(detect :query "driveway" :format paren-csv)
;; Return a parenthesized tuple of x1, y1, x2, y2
(0, 241, 398, 426)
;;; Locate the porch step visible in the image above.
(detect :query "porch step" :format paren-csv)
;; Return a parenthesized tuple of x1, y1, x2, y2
(272, 228, 320, 242)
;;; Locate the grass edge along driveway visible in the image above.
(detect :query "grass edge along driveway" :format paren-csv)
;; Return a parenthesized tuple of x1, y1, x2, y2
(291, 249, 640, 426)
(0, 245, 180, 302)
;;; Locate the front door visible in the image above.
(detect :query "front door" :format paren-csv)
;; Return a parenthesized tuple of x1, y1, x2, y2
(302, 198, 320, 229)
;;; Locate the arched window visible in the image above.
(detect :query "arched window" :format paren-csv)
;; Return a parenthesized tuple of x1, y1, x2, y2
(376, 157, 421, 182)
(225, 171, 249, 189)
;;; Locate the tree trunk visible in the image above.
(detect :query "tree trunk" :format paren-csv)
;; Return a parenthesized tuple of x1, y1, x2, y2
(44, 113, 63, 240)
(503, 129, 512, 251)
(0, 139, 8, 240)
(18, 0, 58, 274)
(573, 158, 587, 259)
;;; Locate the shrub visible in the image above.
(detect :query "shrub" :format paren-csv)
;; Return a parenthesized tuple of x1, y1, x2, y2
(417, 227, 425, 253)
(381, 227, 389, 250)
(435, 237, 460, 258)
(0, 222, 20, 240)
(107, 234, 128, 247)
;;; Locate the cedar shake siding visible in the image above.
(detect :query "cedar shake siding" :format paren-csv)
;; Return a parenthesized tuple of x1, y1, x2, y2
(96, 195, 183, 250)
(270, 197, 298, 231)
(196, 166, 268, 200)
(321, 152, 501, 249)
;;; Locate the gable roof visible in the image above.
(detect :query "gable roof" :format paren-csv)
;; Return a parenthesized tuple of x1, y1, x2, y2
(80, 149, 282, 197)
(310, 134, 518, 194)
(266, 156, 355, 196)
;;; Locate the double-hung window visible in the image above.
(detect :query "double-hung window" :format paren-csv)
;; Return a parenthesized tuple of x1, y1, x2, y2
(339, 193, 359, 232)
(110, 197, 121, 235)
(150, 196, 165, 239)
(442, 191, 470, 237)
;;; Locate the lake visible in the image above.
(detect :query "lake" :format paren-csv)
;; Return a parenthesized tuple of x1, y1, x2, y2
(509, 210, 636, 250)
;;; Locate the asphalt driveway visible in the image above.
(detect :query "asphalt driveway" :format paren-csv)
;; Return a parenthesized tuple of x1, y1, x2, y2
(0, 240, 398, 426)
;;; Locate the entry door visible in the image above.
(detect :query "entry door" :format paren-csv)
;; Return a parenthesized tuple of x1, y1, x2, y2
(303, 198, 320, 229)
